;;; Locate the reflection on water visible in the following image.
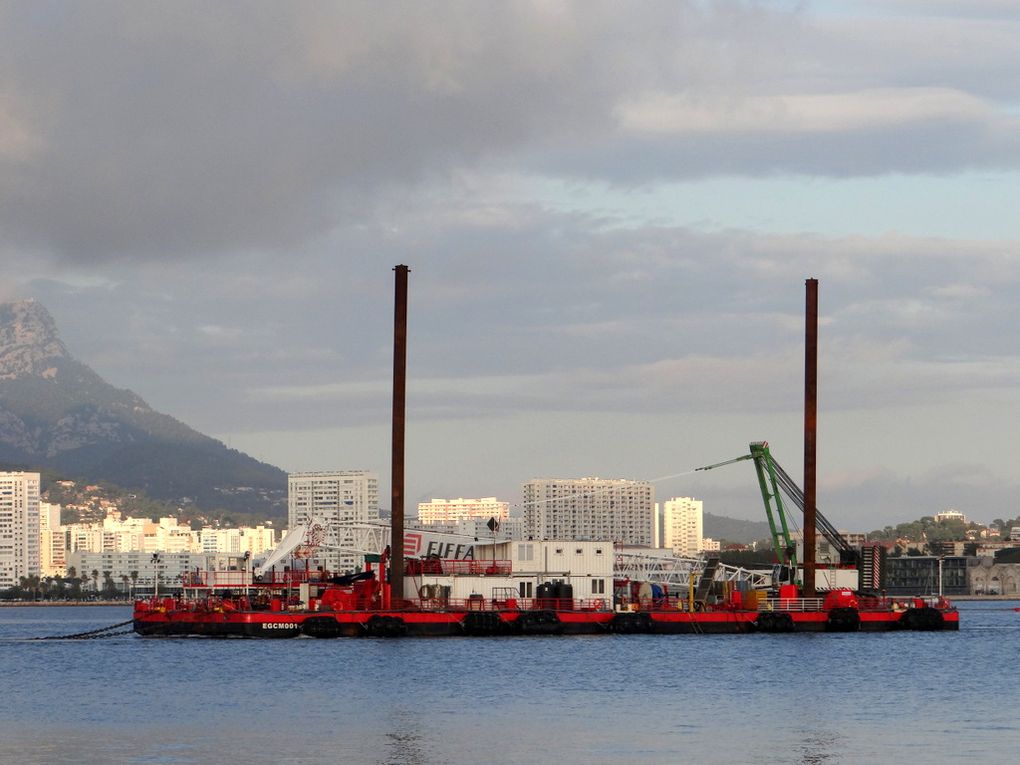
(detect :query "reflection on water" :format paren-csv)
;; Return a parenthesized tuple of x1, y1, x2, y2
(379, 709, 431, 765)
(798, 729, 845, 765)
(1, 602, 1017, 765)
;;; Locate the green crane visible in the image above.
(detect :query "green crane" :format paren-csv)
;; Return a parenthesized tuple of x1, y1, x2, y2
(696, 441, 858, 570)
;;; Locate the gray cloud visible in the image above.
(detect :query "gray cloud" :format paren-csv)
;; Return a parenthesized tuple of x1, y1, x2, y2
(8, 2, 1020, 527)
(31, 205, 1020, 434)
(0, 1, 698, 260)
(2, 2, 1018, 263)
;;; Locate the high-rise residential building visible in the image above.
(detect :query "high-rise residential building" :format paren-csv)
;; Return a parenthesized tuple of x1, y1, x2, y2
(522, 477, 654, 546)
(0, 471, 41, 589)
(661, 496, 704, 556)
(39, 501, 66, 577)
(417, 497, 509, 526)
(288, 471, 379, 573)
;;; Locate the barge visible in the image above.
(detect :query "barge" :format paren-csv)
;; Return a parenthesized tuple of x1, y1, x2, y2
(133, 274, 960, 638)
(132, 562, 959, 637)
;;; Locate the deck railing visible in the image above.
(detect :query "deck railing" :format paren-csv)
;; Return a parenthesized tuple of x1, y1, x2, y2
(759, 598, 826, 612)
(404, 559, 512, 576)
(183, 569, 334, 588)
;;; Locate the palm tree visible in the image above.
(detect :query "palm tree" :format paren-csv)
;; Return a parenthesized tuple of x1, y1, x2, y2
(66, 567, 83, 599)
(24, 574, 42, 600)
(102, 571, 116, 598)
(91, 569, 100, 595)
(120, 574, 130, 599)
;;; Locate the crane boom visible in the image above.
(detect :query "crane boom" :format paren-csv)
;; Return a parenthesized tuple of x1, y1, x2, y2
(696, 441, 858, 569)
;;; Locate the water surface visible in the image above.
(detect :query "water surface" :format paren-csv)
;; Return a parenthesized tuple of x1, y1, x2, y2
(1, 602, 1016, 764)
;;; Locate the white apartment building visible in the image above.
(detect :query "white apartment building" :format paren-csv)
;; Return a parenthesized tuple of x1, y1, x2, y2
(65, 514, 195, 555)
(0, 471, 40, 589)
(410, 515, 526, 541)
(39, 501, 66, 577)
(62, 512, 276, 562)
(522, 477, 654, 546)
(660, 497, 704, 557)
(288, 471, 379, 572)
(417, 497, 510, 526)
(198, 525, 276, 556)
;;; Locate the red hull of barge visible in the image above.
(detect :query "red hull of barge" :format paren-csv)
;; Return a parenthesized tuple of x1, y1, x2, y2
(133, 601, 959, 638)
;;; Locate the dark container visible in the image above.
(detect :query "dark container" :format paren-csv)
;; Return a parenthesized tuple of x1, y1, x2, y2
(556, 582, 574, 610)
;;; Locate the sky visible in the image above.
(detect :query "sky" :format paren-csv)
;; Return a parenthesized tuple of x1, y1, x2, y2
(2, 0, 1019, 531)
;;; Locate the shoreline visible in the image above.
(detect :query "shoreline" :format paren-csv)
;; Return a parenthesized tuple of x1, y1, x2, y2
(949, 595, 1020, 601)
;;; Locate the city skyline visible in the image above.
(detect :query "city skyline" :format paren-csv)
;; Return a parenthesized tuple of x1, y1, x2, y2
(2, 3, 1018, 531)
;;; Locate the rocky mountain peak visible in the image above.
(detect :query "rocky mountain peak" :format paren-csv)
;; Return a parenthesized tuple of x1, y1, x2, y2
(0, 298, 286, 516)
(0, 300, 70, 380)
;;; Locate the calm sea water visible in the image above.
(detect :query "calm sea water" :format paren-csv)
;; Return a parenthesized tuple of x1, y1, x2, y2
(1, 601, 1017, 765)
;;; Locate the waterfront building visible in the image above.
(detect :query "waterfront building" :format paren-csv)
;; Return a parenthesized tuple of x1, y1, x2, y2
(792, 530, 867, 566)
(0, 471, 40, 589)
(968, 557, 1020, 595)
(68, 550, 211, 595)
(417, 497, 509, 526)
(884, 555, 968, 596)
(39, 501, 66, 577)
(288, 470, 379, 572)
(660, 497, 703, 556)
(522, 477, 654, 546)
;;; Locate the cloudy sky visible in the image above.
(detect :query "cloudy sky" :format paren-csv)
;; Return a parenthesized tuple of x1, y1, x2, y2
(3, 0, 1019, 531)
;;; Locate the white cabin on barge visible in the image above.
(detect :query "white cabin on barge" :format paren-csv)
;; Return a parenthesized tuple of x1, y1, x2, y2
(403, 539, 614, 606)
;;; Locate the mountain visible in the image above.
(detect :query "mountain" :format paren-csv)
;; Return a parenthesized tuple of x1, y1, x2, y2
(0, 300, 286, 516)
(703, 512, 773, 544)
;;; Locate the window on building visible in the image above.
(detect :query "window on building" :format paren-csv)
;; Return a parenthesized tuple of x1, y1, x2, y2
(592, 579, 605, 594)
